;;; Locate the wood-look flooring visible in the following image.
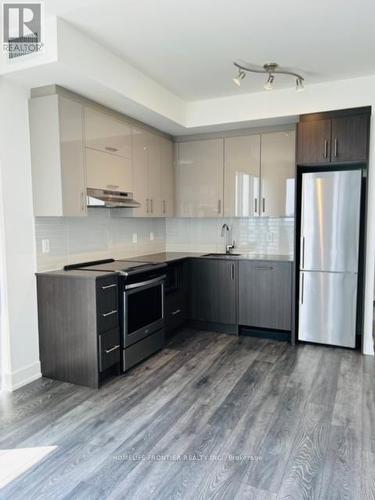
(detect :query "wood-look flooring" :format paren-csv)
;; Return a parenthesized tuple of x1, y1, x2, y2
(0, 329, 374, 499)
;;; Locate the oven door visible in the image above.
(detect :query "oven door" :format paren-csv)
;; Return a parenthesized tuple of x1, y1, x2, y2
(123, 275, 165, 347)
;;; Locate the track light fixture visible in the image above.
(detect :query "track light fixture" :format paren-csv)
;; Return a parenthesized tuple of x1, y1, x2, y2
(232, 61, 305, 92)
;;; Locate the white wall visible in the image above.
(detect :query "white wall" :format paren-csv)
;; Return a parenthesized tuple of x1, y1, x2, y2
(0, 79, 40, 390)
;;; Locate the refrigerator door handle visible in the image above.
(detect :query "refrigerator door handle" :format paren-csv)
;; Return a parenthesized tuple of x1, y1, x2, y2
(300, 273, 304, 305)
(301, 236, 305, 269)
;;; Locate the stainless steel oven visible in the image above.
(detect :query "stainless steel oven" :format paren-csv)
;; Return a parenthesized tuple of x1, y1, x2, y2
(123, 272, 165, 348)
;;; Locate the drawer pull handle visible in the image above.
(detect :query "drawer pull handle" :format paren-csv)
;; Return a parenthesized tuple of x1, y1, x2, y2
(172, 309, 181, 316)
(105, 146, 118, 152)
(101, 283, 117, 290)
(105, 344, 120, 354)
(254, 266, 274, 271)
(102, 310, 118, 317)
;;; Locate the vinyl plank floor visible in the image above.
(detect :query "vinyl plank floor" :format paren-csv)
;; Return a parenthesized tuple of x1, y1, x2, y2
(0, 328, 374, 500)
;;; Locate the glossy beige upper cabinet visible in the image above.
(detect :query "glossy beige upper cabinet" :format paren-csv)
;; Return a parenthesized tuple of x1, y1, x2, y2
(29, 94, 87, 217)
(84, 107, 131, 158)
(224, 135, 261, 217)
(160, 136, 175, 217)
(176, 139, 224, 217)
(132, 126, 163, 217)
(84, 107, 133, 192)
(260, 131, 296, 217)
(85, 148, 132, 192)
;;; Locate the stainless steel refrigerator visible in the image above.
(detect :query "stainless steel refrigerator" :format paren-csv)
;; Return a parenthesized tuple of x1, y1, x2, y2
(299, 169, 362, 348)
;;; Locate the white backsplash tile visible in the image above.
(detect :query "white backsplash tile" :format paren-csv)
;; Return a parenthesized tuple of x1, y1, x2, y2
(35, 213, 294, 272)
(166, 218, 294, 256)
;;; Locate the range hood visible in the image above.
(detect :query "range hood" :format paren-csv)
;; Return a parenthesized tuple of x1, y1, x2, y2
(87, 188, 141, 208)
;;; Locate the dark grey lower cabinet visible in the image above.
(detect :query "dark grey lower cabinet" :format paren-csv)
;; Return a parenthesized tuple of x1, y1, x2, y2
(190, 259, 237, 325)
(36, 271, 121, 388)
(239, 261, 292, 331)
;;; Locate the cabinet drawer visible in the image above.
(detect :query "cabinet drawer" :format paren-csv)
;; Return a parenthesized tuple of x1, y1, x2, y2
(97, 277, 119, 333)
(99, 328, 120, 372)
(165, 291, 186, 332)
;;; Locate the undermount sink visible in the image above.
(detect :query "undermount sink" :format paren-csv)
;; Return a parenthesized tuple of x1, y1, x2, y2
(203, 253, 241, 258)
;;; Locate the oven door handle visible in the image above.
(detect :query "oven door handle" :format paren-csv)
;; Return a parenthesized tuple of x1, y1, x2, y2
(124, 275, 166, 290)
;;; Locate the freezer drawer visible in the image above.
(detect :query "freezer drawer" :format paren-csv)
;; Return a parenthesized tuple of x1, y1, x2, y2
(299, 271, 357, 348)
(301, 170, 361, 273)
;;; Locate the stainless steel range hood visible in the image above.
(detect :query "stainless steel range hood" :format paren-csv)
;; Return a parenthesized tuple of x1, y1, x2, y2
(87, 188, 141, 208)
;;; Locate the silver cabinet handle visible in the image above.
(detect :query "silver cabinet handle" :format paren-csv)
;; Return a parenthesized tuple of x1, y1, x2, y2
(324, 139, 328, 159)
(231, 263, 235, 280)
(163, 200, 166, 215)
(102, 310, 118, 317)
(300, 273, 304, 305)
(146, 198, 149, 214)
(150, 198, 153, 214)
(172, 309, 181, 316)
(101, 283, 117, 290)
(262, 198, 265, 213)
(80, 191, 85, 212)
(105, 146, 118, 152)
(334, 138, 338, 158)
(218, 199, 222, 214)
(254, 266, 274, 270)
(254, 198, 258, 214)
(105, 344, 120, 354)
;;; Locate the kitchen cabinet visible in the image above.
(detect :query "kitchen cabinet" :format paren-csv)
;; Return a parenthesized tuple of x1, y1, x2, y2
(29, 94, 87, 217)
(224, 135, 260, 217)
(84, 107, 132, 159)
(84, 107, 133, 193)
(36, 272, 121, 388)
(260, 131, 296, 217)
(160, 136, 175, 217)
(297, 109, 370, 165)
(176, 139, 224, 217)
(132, 126, 162, 217)
(85, 148, 132, 192)
(223, 130, 295, 218)
(238, 260, 292, 331)
(190, 259, 237, 325)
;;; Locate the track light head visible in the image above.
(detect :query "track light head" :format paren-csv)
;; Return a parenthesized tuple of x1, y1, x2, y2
(296, 77, 304, 92)
(264, 73, 274, 90)
(233, 68, 246, 87)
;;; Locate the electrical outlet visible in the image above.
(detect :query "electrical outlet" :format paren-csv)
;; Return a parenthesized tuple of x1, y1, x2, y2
(132, 233, 138, 244)
(42, 239, 50, 254)
(150, 232, 154, 241)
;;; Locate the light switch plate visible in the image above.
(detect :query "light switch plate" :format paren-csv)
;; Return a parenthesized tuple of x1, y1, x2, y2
(42, 239, 50, 254)
(132, 233, 137, 244)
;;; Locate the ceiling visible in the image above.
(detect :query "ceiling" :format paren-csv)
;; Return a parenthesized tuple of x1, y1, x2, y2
(43, 0, 375, 100)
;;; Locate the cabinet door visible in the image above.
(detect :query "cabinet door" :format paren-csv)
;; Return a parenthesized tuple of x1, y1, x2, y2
(132, 126, 149, 217)
(224, 135, 260, 217)
(176, 139, 224, 217)
(297, 119, 331, 165)
(331, 115, 369, 163)
(238, 261, 292, 331)
(260, 130, 296, 217)
(59, 97, 87, 216)
(85, 148, 132, 192)
(84, 107, 132, 158)
(190, 259, 237, 324)
(160, 136, 175, 217)
(147, 131, 162, 217)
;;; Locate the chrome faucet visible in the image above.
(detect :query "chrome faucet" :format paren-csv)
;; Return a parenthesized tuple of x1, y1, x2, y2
(221, 223, 236, 254)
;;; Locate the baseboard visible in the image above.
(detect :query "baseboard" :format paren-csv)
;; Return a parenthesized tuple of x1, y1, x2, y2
(188, 319, 238, 335)
(239, 326, 291, 342)
(2, 361, 41, 391)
